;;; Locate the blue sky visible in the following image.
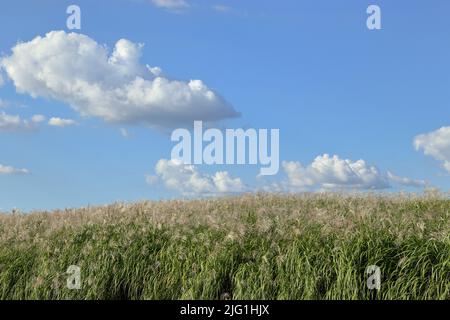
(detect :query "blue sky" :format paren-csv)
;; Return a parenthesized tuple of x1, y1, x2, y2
(0, 0, 449, 211)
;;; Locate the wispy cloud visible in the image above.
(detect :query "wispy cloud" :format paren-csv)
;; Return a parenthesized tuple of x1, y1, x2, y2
(0, 112, 44, 132)
(0, 99, 9, 108)
(151, 0, 189, 11)
(387, 172, 427, 188)
(212, 4, 231, 13)
(48, 117, 76, 127)
(119, 128, 130, 138)
(0, 164, 29, 175)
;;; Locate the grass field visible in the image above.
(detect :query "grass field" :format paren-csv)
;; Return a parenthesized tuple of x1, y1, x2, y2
(0, 193, 448, 300)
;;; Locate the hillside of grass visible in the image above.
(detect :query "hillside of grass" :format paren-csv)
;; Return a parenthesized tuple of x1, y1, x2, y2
(0, 193, 448, 300)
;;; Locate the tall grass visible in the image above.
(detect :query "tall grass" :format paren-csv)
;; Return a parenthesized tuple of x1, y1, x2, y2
(0, 193, 448, 300)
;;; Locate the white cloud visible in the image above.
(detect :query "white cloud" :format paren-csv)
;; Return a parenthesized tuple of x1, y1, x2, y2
(0, 111, 43, 132)
(149, 155, 425, 196)
(0, 73, 4, 87)
(0, 31, 239, 130)
(213, 171, 246, 193)
(151, 0, 189, 10)
(213, 5, 231, 12)
(31, 114, 46, 123)
(414, 126, 450, 173)
(150, 158, 246, 195)
(281, 154, 389, 191)
(48, 117, 76, 127)
(387, 172, 427, 188)
(277, 154, 424, 191)
(0, 164, 29, 175)
(119, 128, 130, 138)
(145, 174, 159, 185)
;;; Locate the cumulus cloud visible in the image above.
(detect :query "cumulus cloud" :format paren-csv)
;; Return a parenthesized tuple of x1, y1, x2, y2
(414, 126, 450, 173)
(0, 73, 4, 87)
(0, 112, 43, 132)
(280, 154, 389, 191)
(0, 164, 29, 175)
(148, 154, 425, 196)
(276, 154, 425, 192)
(151, 0, 189, 10)
(48, 117, 76, 127)
(150, 158, 246, 195)
(149, 154, 425, 196)
(0, 31, 239, 130)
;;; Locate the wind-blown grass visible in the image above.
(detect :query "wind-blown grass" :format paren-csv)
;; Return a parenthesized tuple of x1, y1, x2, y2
(0, 193, 448, 300)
